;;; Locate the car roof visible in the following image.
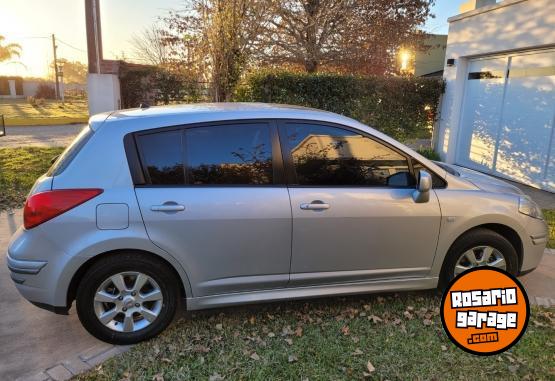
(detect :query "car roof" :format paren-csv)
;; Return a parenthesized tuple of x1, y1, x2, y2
(92, 102, 360, 131)
(110, 102, 334, 118)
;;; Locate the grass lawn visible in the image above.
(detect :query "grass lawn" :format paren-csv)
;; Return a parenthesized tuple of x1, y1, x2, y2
(0, 147, 64, 210)
(76, 293, 554, 381)
(0, 99, 88, 125)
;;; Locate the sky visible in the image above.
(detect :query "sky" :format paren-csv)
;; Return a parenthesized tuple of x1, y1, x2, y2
(0, 0, 461, 79)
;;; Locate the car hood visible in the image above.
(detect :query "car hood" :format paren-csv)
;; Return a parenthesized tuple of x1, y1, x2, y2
(434, 162, 524, 196)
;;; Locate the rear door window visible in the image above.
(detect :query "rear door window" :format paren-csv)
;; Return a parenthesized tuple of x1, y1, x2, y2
(134, 123, 274, 186)
(185, 123, 273, 185)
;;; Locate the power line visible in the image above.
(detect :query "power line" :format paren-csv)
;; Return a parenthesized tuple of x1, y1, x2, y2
(56, 38, 88, 53)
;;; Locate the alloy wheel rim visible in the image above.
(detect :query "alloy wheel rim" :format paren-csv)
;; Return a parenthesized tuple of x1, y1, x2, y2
(454, 246, 507, 277)
(93, 272, 163, 333)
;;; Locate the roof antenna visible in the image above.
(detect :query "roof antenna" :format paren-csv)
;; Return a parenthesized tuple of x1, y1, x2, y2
(139, 103, 150, 109)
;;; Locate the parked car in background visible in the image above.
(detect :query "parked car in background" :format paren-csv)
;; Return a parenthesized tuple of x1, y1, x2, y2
(7, 103, 548, 344)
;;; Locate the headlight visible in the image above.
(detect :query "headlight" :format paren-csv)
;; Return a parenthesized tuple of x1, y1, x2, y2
(518, 196, 544, 220)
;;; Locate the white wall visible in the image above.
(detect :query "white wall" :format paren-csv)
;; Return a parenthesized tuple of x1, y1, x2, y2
(87, 73, 121, 116)
(21, 81, 86, 97)
(437, 0, 555, 162)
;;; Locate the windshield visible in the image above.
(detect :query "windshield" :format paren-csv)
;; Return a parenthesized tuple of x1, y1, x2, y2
(47, 125, 94, 176)
(433, 161, 460, 177)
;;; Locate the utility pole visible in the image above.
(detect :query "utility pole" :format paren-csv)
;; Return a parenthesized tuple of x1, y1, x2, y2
(52, 34, 60, 100)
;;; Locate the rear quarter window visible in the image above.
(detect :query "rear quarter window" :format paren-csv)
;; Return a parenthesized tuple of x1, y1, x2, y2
(47, 125, 94, 176)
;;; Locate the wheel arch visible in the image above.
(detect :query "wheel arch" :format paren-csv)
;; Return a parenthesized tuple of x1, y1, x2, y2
(441, 223, 524, 275)
(66, 249, 188, 308)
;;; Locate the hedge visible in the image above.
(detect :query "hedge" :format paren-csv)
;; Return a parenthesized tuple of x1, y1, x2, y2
(234, 70, 444, 142)
(119, 64, 204, 109)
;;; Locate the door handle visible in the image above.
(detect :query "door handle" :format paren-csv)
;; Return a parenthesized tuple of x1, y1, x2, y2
(300, 201, 330, 211)
(151, 203, 185, 212)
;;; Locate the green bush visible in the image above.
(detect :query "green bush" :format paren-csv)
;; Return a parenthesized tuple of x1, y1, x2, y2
(119, 65, 203, 109)
(235, 70, 444, 142)
(416, 148, 441, 161)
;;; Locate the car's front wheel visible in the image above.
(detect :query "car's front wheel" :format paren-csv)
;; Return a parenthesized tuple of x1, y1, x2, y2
(440, 228, 519, 288)
(76, 252, 179, 344)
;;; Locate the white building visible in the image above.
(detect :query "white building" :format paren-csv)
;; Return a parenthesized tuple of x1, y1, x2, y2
(436, 0, 555, 192)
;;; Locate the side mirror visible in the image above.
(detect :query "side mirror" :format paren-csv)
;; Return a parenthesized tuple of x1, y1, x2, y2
(412, 170, 432, 203)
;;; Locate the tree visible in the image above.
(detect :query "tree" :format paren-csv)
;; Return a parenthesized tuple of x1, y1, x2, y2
(256, 0, 434, 75)
(131, 25, 171, 66)
(51, 59, 88, 84)
(163, 0, 271, 101)
(0, 35, 22, 63)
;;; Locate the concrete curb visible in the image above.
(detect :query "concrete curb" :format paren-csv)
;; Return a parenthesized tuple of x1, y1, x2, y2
(16, 344, 132, 381)
(5, 117, 88, 127)
(533, 296, 555, 308)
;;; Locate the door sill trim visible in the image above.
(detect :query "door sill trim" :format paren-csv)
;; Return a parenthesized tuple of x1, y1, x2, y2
(186, 277, 438, 310)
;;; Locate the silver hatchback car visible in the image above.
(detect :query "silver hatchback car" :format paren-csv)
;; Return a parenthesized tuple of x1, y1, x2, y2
(7, 103, 548, 344)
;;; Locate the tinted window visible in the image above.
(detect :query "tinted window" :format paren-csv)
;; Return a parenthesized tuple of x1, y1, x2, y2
(412, 161, 447, 188)
(283, 123, 412, 187)
(137, 130, 185, 185)
(185, 124, 273, 185)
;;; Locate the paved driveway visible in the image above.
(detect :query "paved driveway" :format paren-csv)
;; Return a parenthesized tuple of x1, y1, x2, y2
(0, 125, 85, 148)
(0, 210, 124, 381)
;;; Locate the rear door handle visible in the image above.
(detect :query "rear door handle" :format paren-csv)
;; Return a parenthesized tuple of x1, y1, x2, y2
(151, 204, 185, 212)
(300, 201, 330, 211)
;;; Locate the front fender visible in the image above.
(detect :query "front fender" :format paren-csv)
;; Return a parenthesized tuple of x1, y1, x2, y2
(430, 190, 529, 276)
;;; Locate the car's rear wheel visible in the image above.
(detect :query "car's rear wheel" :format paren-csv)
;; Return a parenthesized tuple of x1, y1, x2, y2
(440, 228, 519, 288)
(76, 252, 179, 344)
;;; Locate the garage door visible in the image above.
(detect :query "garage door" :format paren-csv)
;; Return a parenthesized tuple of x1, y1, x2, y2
(456, 49, 555, 192)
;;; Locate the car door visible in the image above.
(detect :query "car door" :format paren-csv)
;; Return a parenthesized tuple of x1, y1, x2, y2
(278, 120, 442, 286)
(133, 121, 292, 297)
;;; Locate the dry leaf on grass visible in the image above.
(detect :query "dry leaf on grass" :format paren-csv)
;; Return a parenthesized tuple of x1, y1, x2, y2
(363, 360, 376, 377)
(288, 354, 298, 363)
(250, 352, 261, 361)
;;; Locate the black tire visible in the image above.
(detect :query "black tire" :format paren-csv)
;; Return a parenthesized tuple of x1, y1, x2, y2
(439, 228, 519, 290)
(76, 252, 180, 344)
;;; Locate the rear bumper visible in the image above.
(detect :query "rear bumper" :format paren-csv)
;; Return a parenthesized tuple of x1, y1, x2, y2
(29, 301, 70, 315)
(6, 226, 77, 310)
(7, 254, 47, 275)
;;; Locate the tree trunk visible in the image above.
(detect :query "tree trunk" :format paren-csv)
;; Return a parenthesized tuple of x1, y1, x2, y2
(305, 60, 318, 73)
(303, 0, 320, 73)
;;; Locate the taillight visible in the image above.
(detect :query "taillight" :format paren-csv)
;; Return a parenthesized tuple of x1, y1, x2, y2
(24, 189, 103, 229)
